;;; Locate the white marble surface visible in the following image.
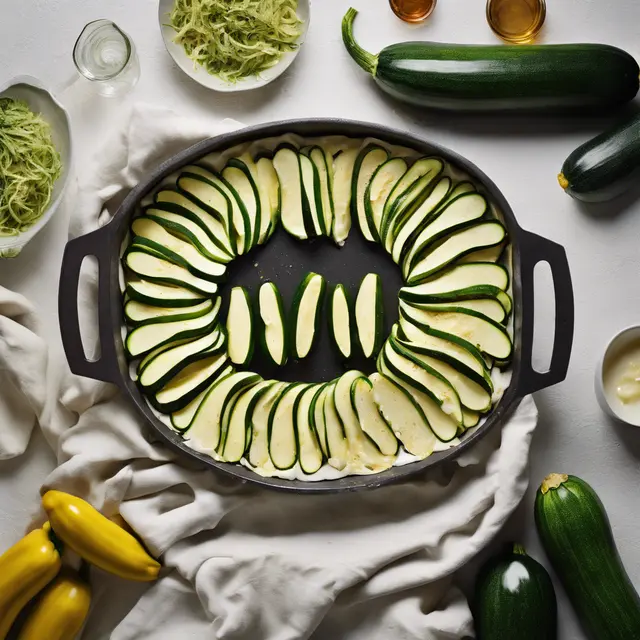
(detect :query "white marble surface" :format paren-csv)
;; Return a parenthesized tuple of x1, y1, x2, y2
(2, 0, 640, 637)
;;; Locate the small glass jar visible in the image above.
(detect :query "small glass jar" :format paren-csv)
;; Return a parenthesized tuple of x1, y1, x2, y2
(486, 0, 546, 44)
(389, 0, 437, 23)
(73, 20, 140, 97)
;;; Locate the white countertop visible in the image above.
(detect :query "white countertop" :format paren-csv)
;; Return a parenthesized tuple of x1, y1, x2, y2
(2, 0, 640, 637)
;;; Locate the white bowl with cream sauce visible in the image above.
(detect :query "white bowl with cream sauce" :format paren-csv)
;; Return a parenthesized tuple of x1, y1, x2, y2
(596, 326, 640, 426)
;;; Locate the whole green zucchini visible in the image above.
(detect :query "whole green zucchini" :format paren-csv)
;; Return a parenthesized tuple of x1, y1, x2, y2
(559, 112, 640, 202)
(474, 543, 557, 640)
(341, 8, 639, 113)
(535, 473, 640, 640)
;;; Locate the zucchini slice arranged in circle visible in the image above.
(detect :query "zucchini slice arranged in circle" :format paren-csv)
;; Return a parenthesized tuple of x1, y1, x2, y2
(355, 273, 384, 359)
(291, 272, 326, 359)
(258, 282, 288, 367)
(226, 286, 254, 367)
(328, 284, 353, 360)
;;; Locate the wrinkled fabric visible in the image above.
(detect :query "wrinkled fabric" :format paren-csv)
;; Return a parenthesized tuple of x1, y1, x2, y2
(0, 104, 537, 639)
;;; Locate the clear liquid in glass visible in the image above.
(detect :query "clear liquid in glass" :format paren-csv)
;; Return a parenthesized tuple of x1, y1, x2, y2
(73, 20, 140, 97)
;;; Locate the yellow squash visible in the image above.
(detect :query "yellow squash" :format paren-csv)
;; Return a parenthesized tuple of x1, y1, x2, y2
(18, 567, 91, 640)
(42, 490, 160, 582)
(0, 524, 62, 639)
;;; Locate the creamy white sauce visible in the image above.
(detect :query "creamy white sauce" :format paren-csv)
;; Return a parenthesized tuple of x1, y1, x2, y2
(119, 133, 514, 481)
(603, 339, 640, 426)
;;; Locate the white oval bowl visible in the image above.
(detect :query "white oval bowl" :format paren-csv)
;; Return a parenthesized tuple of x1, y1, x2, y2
(158, 0, 310, 92)
(595, 325, 640, 427)
(0, 76, 72, 257)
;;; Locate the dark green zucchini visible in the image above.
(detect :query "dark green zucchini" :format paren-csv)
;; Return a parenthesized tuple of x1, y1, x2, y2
(559, 112, 640, 202)
(474, 543, 557, 640)
(535, 473, 640, 640)
(342, 8, 639, 113)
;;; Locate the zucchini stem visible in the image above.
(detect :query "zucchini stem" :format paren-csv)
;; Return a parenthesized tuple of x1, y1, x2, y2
(513, 543, 527, 556)
(557, 173, 569, 189)
(541, 472, 569, 494)
(341, 8, 378, 76)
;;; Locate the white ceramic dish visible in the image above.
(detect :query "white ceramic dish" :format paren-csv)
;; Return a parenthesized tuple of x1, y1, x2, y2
(158, 0, 310, 92)
(0, 76, 72, 257)
(595, 325, 640, 426)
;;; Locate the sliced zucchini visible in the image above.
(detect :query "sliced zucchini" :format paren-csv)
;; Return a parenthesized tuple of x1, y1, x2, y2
(247, 381, 287, 468)
(324, 381, 349, 470)
(124, 299, 212, 327)
(131, 217, 226, 281)
(256, 157, 281, 243)
(409, 298, 506, 323)
(335, 371, 395, 473)
(175, 174, 234, 249)
(396, 333, 492, 411)
(351, 377, 399, 456)
(268, 383, 306, 470)
(407, 222, 506, 285)
(223, 159, 261, 250)
(370, 372, 436, 458)
(332, 148, 359, 246)
(273, 146, 308, 240)
(309, 383, 330, 459)
(458, 243, 505, 265)
(139, 329, 225, 392)
(328, 284, 353, 360)
(399, 299, 512, 360)
(364, 157, 407, 240)
(376, 361, 459, 443)
(296, 384, 324, 474)
(124, 248, 218, 296)
(152, 353, 230, 414)
(226, 286, 254, 366)
(221, 380, 274, 462)
(291, 272, 326, 359)
(299, 153, 325, 237)
(185, 370, 261, 451)
(397, 317, 489, 375)
(403, 193, 489, 277)
(380, 157, 443, 249)
(154, 188, 233, 256)
(382, 337, 463, 425)
(351, 145, 389, 242)
(125, 299, 221, 357)
(462, 409, 480, 429)
(144, 207, 232, 264)
(401, 284, 511, 316)
(170, 377, 226, 432)
(137, 337, 192, 375)
(355, 273, 384, 358)
(258, 282, 288, 366)
(182, 166, 250, 255)
(309, 146, 334, 237)
(400, 263, 509, 298)
(391, 176, 452, 264)
(125, 278, 205, 308)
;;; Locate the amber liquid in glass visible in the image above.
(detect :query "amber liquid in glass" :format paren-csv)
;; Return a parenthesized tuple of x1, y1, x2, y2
(486, 0, 546, 43)
(389, 0, 437, 23)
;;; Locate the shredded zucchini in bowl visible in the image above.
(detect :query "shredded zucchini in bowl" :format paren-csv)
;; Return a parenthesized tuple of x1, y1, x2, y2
(169, 0, 303, 83)
(0, 98, 62, 236)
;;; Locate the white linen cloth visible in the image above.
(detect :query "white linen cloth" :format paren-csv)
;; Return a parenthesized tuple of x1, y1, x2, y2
(0, 104, 537, 639)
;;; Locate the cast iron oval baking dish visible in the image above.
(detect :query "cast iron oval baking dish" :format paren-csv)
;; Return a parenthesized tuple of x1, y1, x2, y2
(58, 119, 574, 493)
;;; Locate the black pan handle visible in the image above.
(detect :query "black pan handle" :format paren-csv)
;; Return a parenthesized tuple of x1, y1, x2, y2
(58, 226, 121, 385)
(517, 229, 574, 397)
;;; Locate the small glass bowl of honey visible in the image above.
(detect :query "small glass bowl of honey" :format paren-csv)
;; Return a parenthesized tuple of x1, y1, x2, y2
(486, 0, 546, 44)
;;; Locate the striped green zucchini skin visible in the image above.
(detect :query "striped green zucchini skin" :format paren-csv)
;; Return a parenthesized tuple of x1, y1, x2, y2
(559, 112, 640, 202)
(342, 8, 639, 113)
(535, 474, 640, 640)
